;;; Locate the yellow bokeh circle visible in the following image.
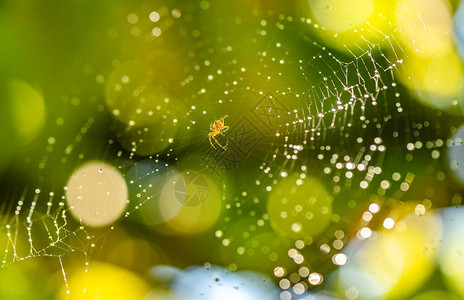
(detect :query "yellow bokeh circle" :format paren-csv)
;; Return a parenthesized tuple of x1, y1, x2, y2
(61, 262, 150, 299)
(309, 0, 375, 33)
(398, 50, 464, 113)
(0, 79, 46, 147)
(157, 171, 222, 235)
(300, 0, 396, 54)
(394, 0, 453, 58)
(65, 161, 128, 227)
(267, 174, 332, 240)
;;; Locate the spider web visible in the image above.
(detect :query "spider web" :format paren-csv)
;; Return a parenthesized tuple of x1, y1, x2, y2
(0, 0, 460, 297)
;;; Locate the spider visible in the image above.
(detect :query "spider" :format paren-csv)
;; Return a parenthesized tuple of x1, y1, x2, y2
(209, 115, 229, 150)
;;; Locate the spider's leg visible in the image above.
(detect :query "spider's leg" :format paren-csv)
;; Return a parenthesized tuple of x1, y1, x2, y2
(209, 134, 216, 149)
(221, 126, 229, 146)
(212, 135, 227, 150)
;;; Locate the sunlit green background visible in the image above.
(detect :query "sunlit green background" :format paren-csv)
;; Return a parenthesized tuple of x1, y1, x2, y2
(2, 0, 464, 299)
